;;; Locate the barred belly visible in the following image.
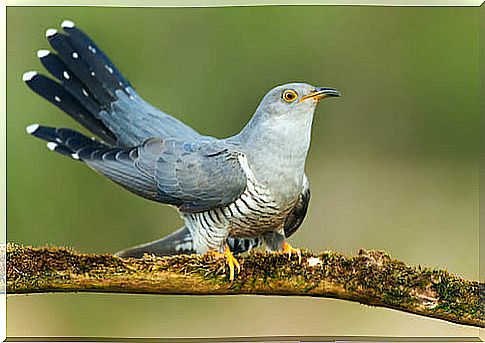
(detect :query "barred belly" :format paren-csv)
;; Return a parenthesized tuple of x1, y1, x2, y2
(182, 173, 297, 253)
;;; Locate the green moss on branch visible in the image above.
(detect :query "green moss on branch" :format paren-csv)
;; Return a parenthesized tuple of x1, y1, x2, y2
(6, 243, 483, 328)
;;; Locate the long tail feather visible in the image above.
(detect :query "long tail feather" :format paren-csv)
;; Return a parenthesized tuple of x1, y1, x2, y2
(46, 28, 116, 106)
(61, 20, 131, 93)
(37, 50, 103, 117)
(27, 124, 109, 160)
(23, 70, 116, 145)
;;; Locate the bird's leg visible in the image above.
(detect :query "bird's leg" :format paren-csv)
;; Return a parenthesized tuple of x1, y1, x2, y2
(209, 244, 240, 281)
(281, 241, 302, 264)
(262, 231, 302, 264)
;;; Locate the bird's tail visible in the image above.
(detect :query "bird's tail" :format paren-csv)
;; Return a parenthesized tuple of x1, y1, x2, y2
(22, 20, 133, 146)
(26, 124, 111, 161)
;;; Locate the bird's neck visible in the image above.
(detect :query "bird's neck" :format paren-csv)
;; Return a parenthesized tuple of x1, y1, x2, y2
(237, 114, 313, 202)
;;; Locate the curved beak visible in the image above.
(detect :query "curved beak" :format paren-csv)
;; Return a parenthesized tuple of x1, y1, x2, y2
(299, 87, 341, 102)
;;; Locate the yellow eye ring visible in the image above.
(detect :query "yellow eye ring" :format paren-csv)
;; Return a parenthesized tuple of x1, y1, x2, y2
(282, 89, 298, 103)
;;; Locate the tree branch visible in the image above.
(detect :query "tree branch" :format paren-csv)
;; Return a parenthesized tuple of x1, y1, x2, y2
(6, 243, 483, 328)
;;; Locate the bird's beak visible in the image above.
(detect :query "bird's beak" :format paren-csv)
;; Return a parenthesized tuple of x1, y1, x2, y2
(299, 87, 341, 102)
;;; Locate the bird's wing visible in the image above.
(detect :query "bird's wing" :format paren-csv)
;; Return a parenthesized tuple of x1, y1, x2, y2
(283, 174, 310, 238)
(24, 21, 201, 147)
(148, 138, 248, 212)
(29, 125, 247, 212)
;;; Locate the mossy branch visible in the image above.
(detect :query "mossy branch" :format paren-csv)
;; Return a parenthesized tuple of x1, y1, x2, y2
(6, 243, 483, 328)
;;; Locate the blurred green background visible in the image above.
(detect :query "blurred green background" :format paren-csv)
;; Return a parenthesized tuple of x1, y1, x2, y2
(7, 5, 479, 338)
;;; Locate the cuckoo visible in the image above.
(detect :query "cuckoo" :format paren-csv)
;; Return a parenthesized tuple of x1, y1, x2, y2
(23, 20, 340, 280)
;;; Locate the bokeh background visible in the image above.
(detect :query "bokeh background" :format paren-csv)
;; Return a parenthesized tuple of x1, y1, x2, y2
(6, 5, 480, 338)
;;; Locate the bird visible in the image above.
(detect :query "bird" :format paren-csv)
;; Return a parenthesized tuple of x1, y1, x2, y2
(23, 20, 341, 280)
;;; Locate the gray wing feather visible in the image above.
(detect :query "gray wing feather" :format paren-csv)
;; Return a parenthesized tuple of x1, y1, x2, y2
(150, 138, 247, 212)
(283, 175, 310, 237)
(86, 137, 247, 212)
(86, 147, 160, 199)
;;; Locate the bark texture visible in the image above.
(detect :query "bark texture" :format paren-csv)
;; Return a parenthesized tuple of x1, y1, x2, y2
(6, 243, 483, 328)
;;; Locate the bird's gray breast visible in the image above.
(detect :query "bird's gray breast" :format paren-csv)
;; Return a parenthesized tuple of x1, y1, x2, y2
(182, 154, 298, 252)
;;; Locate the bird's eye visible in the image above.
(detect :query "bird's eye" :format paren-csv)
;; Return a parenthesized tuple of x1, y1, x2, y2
(282, 89, 298, 103)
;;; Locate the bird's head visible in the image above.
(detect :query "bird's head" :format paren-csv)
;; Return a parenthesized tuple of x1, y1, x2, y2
(256, 82, 341, 120)
(250, 83, 341, 130)
(239, 82, 341, 153)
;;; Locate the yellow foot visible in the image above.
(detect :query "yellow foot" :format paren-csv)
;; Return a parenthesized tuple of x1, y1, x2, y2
(281, 241, 302, 264)
(210, 245, 241, 281)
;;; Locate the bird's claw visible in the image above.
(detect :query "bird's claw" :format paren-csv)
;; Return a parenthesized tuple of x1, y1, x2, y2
(210, 245, 240, 281)
(281, 241, 302, 264)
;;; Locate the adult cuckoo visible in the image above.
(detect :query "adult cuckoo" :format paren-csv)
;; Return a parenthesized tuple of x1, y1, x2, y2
(23, 20, 340, 280)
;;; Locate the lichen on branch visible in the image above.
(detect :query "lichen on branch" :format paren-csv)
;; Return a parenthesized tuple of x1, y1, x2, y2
(6, 243, 483, 328)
